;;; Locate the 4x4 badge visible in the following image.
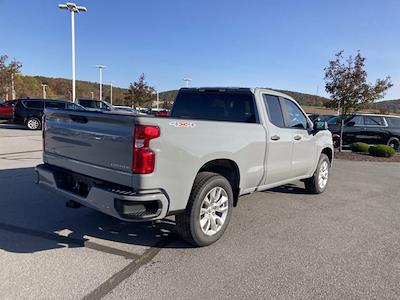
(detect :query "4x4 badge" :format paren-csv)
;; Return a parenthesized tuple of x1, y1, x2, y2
(169, 121, 196, 128)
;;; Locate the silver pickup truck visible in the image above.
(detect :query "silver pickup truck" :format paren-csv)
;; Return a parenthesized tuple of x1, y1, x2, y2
(36, 88, 333, 246)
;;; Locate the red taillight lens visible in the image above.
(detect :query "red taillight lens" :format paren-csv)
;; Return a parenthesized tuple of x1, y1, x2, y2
(133, 125, 160, 174)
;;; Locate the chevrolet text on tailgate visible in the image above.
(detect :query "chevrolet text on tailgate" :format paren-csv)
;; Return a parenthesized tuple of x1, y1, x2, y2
(35, 88, 333, 246)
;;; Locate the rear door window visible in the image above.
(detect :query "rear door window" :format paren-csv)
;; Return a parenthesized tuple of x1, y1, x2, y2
(23, 100, 44, 109)
(65, 102, 83, 110)
(45, 101, 66, 109)
(263, 95, 285, 127)
(346, 115, 364, 126)
(78, 100, 94, 108)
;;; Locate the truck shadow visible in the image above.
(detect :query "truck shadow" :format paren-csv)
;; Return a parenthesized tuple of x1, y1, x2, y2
(267, 183, 309, 195)
(0, 167, 192, 254)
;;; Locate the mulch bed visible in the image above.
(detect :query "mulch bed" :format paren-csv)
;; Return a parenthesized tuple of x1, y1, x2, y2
(335, 151, 400, 162)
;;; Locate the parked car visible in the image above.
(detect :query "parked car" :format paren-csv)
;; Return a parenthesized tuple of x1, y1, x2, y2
(328, 114, 400, 150)
(326, 115, 343, 125)
(13, 99, 84, 130)
(154, 110, 169, 117)
(113, 105, 143, 114)
(36, 87, 333, 246)
(76, 99, 113, 111)
(0, 100, 17, 120)
(308, 114, 336, 122)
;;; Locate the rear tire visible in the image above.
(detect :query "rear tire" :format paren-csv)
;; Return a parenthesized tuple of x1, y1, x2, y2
(176, 172, 233, 247)
(304, 154, 330, 194)
(26, 117, 41, 130)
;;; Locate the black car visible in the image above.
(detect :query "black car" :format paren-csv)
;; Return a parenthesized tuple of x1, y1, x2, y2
(13, 98, 84, 130)
(76, 99, 113, 111)
(329, 114, 400, 150)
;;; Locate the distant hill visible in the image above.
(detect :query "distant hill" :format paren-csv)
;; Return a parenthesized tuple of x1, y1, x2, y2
(13, 75, 127, 103)
(373, 99, 400, 113)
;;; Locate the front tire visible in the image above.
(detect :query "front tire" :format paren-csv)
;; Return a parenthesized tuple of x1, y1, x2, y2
(26, 117, 41, 130)
(176, 172, 233, 247)
(387, 137, 400, 152)
(332, 135, 340, 149)
(304, 154, 330, 194)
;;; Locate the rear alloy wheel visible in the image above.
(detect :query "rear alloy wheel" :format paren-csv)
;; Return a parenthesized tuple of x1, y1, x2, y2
(387, 137, 400, 152)
(199, 187, 229, 236)
(26, 117, 41, 130)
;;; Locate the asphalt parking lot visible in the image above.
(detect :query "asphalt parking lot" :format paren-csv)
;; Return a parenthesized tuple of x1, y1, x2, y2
(1, 123, 400, 299)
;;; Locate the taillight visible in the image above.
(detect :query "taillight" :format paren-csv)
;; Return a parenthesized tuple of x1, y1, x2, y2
(132, 125, 160, 174)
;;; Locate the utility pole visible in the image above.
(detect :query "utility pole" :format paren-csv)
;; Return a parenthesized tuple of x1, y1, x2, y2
(109, 81, 115, 105)
(58, 2, 87, 102)
(41, 84, 48, 99)
(96, 65, 106, 100)
(183, 77, 192, 88)
(91, 91, 94, 99)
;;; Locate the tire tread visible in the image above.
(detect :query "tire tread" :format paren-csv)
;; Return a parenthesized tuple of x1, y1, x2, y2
(175, 172, 221, 245)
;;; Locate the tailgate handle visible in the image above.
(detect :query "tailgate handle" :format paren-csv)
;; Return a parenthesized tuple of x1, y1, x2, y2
(70, 115, 88, 123)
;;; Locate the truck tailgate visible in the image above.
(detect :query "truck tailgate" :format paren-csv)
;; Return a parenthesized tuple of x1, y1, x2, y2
(44, 109, 134, 177)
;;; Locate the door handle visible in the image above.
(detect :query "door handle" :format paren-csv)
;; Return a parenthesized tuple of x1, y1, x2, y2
(271, 135, 280, 141)
(294, 135, 302, 141)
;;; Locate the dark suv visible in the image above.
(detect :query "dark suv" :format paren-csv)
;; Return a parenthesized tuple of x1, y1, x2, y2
(14, 99, 84, 130)
(329, 114, 400, 151)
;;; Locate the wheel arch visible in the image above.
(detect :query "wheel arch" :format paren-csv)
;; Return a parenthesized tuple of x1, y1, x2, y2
(321, 147, 333, 164)
(198, 159, 241, 207)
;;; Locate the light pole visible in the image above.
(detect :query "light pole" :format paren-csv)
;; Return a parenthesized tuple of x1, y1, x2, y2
(11, 73, 16, 99)
(183, 77, 192, 88)
(108, 81, 115, 105)
(58, 2, 87, 102)
(91, 91, 94, 99)
(41, 84, 48, 99)
(96, 65, 106, 100)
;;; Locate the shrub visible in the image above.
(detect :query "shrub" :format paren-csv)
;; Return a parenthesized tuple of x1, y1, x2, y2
(369, 144, 396, 158)
(350, 142, 369, 153)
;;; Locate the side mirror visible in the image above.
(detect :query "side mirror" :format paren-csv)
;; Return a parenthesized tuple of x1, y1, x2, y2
(346, 121, 355, 127)
(313, 120, 328, 131)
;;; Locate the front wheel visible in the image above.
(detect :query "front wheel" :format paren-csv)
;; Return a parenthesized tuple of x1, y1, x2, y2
(332, 135, 340, 149)
(176, 172, 233, 247)
(387, 137, 400, 152)
(26, 117, 41, 130)
(304, 154, 330, 194)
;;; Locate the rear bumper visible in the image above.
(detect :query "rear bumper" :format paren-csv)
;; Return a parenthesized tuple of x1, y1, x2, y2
(35, 164, 169, 222)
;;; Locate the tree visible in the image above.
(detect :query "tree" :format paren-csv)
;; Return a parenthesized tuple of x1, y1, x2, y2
(0, 55, 22, 99)
(124, 73, 155, 108)
(324, 51, 393, 151)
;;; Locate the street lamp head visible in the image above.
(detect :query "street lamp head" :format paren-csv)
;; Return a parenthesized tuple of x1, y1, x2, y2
(96, 65, 106, 69)
(76, 6, 87, 12)
(58, 3, 87, 13)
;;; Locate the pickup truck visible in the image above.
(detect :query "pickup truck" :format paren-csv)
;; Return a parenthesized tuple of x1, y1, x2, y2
(35, 88, 333, 246)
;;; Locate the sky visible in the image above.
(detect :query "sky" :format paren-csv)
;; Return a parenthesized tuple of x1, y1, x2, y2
(1, 0, 400, 100)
